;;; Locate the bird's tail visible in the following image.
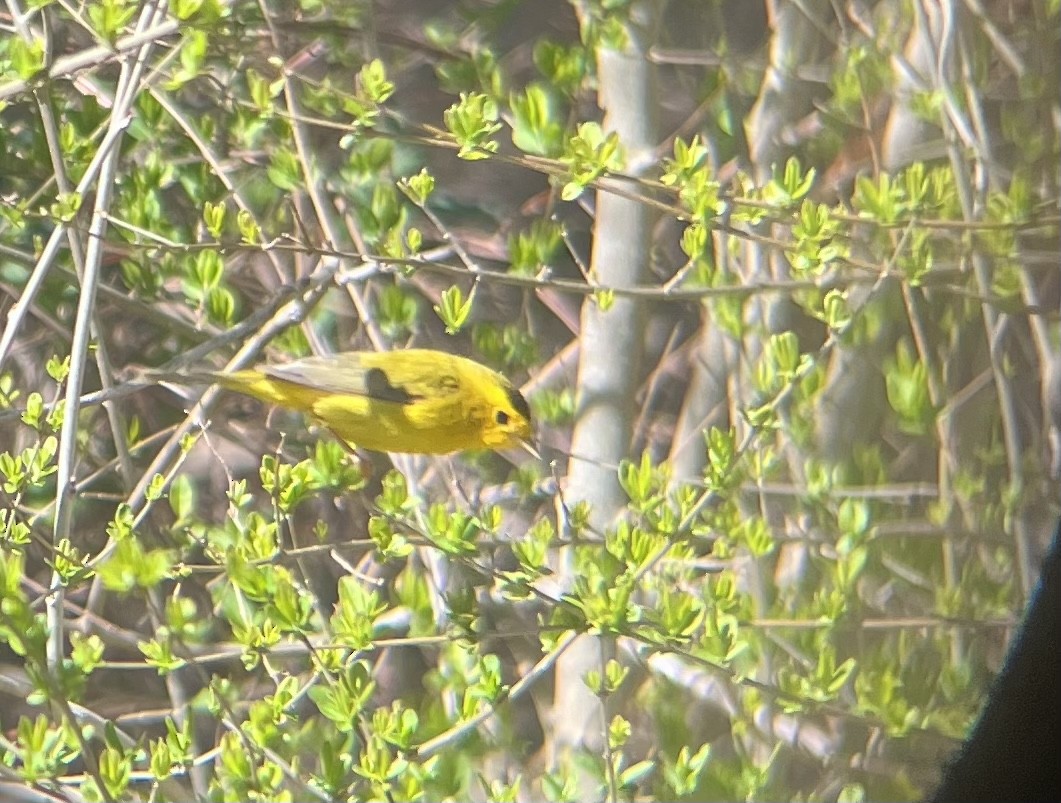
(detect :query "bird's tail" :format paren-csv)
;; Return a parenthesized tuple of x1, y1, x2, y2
(138, 368, 225, 386)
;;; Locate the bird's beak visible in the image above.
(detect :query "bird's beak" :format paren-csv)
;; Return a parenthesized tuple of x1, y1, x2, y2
(520, 439, 542, 461)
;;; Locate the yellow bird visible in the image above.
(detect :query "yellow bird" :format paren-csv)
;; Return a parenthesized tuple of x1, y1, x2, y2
(174, 349, 533, 455)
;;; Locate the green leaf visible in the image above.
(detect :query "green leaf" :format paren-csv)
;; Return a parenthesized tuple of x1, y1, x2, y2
(267, 147, 302, 191)
(854, 171, 903, 224)
(434, 285, 473, 334)
(139, 638, 187, 674)
(87, 0, 136, 41)
(608, 715, 631, 750)
(70, 632, 104, 673)
(560, 121, 625, 200)
(359, 58, 395, 105)
(171, 0, 222, 21)
(884, 340, 935, 434)
(202, 200, 226, 237)
(173, 29, 208, 86)
(98, 537, 174, 592)
(510, 83, 565, 157)
(508, 219, 562, 276)
(533, 40, 587, 95)
(661, 135, 708, 187)
(9, 37, 46, 79)
(398, 168, 435, 206)
(237, 209, 261, 244)
(206, 286, 236, 325)
(331, 575, 386, 650)
(619, 759, 655, 789)
(443, 92, 502, 160)
(168, 474, 195, 524)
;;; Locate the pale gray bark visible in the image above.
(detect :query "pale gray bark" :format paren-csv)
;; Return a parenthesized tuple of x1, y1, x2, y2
(669, 324, 736, 479)
(881, 2, 949, 170)
(550, 2, 660, 787)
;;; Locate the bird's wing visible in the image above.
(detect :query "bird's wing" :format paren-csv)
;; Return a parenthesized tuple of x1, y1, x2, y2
(262, 353, 455, 406)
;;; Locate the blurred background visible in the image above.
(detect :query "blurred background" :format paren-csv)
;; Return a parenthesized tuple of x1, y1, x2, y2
(0, 0, 1058, 800)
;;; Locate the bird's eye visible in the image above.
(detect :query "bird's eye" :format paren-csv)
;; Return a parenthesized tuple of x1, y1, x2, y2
(495, 410, 510, 426)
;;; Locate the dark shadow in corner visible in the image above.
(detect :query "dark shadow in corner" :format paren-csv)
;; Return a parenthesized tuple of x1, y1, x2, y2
(926, 517, 1061, 802)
